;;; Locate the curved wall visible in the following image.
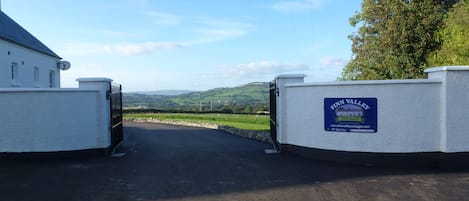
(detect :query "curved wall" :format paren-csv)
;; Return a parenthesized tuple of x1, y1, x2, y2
(276, 67, 469, 154)
(282, 81, 441, 153)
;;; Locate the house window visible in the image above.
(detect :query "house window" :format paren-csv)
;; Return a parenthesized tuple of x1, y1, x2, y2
(11, 62, 18, 81)
(34, 66, 39, 87)
(49, 70, 55, 88)
(34, 67, 39, 85)
(10, 62, 21, 87)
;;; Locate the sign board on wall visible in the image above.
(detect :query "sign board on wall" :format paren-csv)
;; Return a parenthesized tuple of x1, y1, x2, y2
(324, 98, 377, 133)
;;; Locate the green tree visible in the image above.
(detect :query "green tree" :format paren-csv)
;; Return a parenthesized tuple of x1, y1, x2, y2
(341, 0, 456, 80)
(244, 106, 253, 114)
(429, 0, 469, 66)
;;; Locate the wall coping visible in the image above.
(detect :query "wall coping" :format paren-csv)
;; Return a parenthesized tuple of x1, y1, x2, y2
(285, 79, 442, 87)
(76, 78, 113, 82)
(0, 88, 99, 93)
(275, 74, 306, 79)
(425, 66, 469, 73)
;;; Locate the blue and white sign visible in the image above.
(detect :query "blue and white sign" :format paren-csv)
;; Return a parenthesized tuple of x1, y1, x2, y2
(324, 98, 377, 133)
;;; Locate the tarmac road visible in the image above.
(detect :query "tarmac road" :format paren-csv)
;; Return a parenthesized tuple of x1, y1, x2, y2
(1, 121, 469, 201)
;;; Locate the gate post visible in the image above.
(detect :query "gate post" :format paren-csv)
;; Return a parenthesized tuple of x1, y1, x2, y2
(76, 78, 114, 151)
(425, 66, 469, 153)
(274, 74, 305, 148)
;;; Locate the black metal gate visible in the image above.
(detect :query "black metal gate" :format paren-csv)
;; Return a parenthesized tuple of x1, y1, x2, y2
(109, 83, 123, 152)
(269, 80, 279, 151)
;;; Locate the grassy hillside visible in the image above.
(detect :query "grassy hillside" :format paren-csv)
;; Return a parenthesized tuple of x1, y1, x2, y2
(125, 113, 269, 131)
(123, 82, 269, 113)
(131, 90, 193, 96)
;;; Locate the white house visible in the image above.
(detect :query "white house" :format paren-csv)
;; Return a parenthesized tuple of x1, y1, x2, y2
(0, 10, 69, 88)
(0, 9, 123, 155)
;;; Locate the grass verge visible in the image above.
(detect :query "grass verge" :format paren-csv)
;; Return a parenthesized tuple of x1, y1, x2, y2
(124, 113, 270, 132)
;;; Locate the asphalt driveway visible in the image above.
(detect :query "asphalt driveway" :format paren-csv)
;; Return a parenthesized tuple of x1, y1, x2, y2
(1, 121, 469, 201)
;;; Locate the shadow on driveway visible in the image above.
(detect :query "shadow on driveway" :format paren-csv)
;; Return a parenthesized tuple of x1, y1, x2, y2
(1, 121, 469, 201)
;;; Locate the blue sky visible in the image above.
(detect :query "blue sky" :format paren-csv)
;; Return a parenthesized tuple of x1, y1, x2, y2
(2, 0, 361, 91)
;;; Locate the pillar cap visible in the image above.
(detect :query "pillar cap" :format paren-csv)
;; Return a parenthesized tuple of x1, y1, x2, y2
(76, 77, 113, 82)
(424, 66, 469, 73)
(275, 74, 306, 79)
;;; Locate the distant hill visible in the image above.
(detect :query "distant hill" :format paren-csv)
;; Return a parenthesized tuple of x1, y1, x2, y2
(123, 82, 269, 113)
(131, 90, 194, 96)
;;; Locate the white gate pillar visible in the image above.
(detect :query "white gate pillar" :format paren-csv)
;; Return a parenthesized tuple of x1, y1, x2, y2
(425, 66, 469, 152)
(76, 77, 114, 148)
(275, 74, 305, 145)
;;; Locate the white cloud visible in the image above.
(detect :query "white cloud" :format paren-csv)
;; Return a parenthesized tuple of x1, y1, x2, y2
(61, 16, 252, 56)
(62, 41, 184, 56)
(272, 0, 323, 13)
(222, 61, 310, 78)
(144, 11, 182, 26)
(127, 0, 182, 26)
(195, 28, 248, 39)
(319, 56, 348, 68)
(189, 28, 249, 45)
(60, 62, 176, 92)
(187, 18, 253, 45)
(94, 30, 140, 39)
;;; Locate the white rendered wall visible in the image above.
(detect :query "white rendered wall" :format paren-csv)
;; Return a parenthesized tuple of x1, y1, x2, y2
(0, 88, 110, 152)
(426, 66, 469, 152)
(278, 67, 469, 153)
(0, 40, 61, 88)
(281, 81, 442, 153)
(274, 74, 305, 146)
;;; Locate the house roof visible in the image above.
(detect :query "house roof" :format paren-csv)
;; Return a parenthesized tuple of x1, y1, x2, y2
(0, 11, 61, 59)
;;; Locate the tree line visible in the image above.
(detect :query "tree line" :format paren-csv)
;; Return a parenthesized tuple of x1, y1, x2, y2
(124, 103, 269, 114)
(341, 0, 468, 80)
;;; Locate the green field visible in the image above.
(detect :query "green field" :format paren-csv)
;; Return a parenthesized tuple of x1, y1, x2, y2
(123, 82, 269, 113)
(124, 113, 270, 132)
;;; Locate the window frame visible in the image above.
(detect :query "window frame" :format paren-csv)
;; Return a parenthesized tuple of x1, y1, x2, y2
(10, 62, 20, 87)
(11, 62, 18, 81)
(34, 66, 40, 87)
(49, 70, 55, 88)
